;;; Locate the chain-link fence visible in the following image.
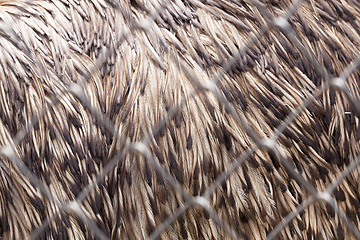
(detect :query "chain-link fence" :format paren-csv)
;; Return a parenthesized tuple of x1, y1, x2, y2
(1, 0, 360, 239)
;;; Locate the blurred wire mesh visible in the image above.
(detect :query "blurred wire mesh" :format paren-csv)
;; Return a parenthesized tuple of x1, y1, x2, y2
(1, 0, 360, 239)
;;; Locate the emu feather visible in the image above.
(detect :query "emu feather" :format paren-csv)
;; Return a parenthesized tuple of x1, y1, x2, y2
(0, 0, 360, 240)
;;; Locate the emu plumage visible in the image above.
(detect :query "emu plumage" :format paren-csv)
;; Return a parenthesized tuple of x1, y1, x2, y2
(0, 0, 360, 239)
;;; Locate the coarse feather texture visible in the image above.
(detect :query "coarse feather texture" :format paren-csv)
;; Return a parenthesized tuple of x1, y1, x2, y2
(1, 0, 360, 239)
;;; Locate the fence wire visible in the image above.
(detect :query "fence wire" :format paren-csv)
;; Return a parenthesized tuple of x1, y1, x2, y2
(1, 0, 360, 239)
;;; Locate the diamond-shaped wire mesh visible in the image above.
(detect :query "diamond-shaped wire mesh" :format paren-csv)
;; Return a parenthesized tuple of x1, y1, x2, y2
(1, 0, 360, 239)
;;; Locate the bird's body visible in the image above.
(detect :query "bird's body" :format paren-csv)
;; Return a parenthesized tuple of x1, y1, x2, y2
(1, 0, 360, 239)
